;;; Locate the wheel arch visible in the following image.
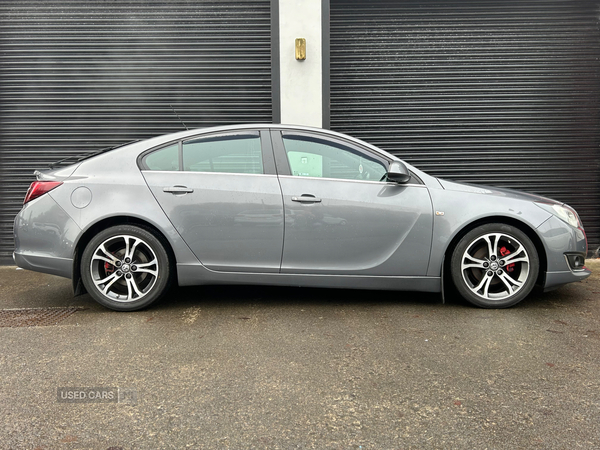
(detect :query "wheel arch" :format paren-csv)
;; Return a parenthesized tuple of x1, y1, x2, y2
(442, 216, 547, 290)
(72, 215, 177, 296)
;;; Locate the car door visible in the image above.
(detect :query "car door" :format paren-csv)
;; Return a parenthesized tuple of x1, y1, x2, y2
(272, 130, 433, 276)
(141, 130, 284, 273)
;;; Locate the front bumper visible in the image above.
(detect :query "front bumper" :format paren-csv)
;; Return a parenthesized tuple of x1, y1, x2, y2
(537, 215, 591, 290)
(544, 267, 592, 291)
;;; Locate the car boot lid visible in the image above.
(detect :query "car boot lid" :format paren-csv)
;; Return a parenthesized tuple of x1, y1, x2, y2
(34, 163, 84, 182)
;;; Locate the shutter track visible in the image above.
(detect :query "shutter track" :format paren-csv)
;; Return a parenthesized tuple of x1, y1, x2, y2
(330, 0, 600, 256)
(0, 0, 271, 260)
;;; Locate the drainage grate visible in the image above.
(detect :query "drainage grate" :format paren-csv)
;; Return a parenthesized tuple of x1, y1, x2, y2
(0, 307, 81, 327)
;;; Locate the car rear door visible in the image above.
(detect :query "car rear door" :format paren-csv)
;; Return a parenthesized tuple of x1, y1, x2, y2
(141, 129, 284, 273)
(272, 130, 433, 276)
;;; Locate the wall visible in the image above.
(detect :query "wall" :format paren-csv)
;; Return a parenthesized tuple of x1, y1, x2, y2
(278, 0, 323, 127)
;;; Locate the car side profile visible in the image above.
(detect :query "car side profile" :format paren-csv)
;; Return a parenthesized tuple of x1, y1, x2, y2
(13, 125, 591, 311)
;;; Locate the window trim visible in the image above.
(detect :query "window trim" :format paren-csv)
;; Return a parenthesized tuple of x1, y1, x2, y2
(271, 130, 391, 180)
(182, 131, 263, 174)
(137, 129, 278, 175)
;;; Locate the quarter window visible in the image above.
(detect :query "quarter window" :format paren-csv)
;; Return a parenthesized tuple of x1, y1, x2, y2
(142, 143, 179, 171)
(282, 135, 387, 181)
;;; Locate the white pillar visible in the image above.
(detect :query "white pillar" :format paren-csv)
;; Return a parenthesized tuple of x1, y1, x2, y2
(278, 0, 323, 127)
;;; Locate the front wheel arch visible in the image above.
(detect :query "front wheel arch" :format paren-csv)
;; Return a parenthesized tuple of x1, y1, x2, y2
(442, 217, 547, 298)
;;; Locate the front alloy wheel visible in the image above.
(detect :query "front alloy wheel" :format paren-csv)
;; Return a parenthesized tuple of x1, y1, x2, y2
(81, 225, 172, 311)
(451, 223, 539, 308)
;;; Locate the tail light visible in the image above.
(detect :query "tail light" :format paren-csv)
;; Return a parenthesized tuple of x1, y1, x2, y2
(23, 181, 63, 204)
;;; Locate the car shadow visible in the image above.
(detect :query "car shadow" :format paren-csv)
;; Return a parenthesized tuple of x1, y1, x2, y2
(160, 284, 443, 311)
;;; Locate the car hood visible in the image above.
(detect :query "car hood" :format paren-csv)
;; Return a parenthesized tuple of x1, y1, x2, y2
(437, 178, 561, 205)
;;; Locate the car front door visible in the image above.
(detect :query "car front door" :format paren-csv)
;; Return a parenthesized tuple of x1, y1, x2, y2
(141, 130, 284, 273)
(272, 130, 433, 276)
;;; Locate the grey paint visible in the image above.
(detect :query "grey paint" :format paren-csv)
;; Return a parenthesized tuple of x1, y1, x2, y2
(13, 194, 80, 278)
(34, 142, 202, 270)
(537, 216, 588, 272)
(278, 176, 433, 276)
(425, 180, 555, 277)
(175, 262, 441, 293)
(13, 124, 591, 302)
(144, 171, 284, 273)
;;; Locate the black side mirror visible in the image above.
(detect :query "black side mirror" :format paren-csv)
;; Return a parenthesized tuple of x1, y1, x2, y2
(385, 161, 411, 184)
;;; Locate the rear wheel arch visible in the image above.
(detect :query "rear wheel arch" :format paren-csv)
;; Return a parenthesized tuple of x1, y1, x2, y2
(72, 216, 177, 296)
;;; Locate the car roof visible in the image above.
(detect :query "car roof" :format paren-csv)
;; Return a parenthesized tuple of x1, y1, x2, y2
(141, 123, 397, 161)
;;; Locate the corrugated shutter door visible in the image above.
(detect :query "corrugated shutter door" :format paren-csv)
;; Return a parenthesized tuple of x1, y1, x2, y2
(0, 0, 271, 260)
(330, 0, 600, 255)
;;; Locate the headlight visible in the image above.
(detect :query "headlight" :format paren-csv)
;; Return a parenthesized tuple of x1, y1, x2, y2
(551, 204, 580, 228)
(536, 202, 581, 228)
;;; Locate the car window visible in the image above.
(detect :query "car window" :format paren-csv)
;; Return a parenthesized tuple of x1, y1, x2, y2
(183, 133, 263, 174)
(142, 143, 179, 171)
(282, 135, 387, 181)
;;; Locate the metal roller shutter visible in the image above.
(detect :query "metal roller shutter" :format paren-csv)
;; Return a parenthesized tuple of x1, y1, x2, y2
(330, 0, 600, 256)
(0, 0, 272, 261)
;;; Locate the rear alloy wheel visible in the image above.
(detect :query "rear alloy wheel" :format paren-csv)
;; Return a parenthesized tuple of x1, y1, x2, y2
(451, 223, 539, 308)
(81, 225, 172, 311)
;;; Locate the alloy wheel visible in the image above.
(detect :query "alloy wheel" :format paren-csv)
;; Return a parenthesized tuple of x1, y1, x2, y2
(460, 232, 530, 301)
(89, 234, 159, 302)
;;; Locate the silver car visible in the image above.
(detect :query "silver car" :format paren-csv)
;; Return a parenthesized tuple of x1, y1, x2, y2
(13, 125, 591, 311)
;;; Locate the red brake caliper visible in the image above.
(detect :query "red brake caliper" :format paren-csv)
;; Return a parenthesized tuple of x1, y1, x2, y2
(104, 261, 115, 275)
(499, 246, 515, 273)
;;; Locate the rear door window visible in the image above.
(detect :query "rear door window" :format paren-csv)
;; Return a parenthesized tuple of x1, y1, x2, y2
(183, 133, 263, 174)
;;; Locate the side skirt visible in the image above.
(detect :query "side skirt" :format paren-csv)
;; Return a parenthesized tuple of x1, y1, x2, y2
(176, 263, 441, 293)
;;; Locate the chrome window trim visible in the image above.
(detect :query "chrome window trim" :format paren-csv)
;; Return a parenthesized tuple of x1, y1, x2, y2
(277, 174, 427, 187)
(140, 170, 279, 179)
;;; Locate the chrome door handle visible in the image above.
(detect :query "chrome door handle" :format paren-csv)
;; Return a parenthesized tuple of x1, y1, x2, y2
(291, 195, 321, 203)
(163, 185, 194, 194)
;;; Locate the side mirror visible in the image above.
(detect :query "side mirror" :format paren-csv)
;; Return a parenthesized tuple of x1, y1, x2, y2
(385, 161, 411, 184)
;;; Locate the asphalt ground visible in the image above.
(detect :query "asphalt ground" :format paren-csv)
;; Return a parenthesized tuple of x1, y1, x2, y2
(0, 260, 599, 450)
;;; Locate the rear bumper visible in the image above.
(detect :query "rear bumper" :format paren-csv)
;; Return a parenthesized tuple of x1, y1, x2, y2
(13, 192, 80, 279)
(13, 252, 72, 279)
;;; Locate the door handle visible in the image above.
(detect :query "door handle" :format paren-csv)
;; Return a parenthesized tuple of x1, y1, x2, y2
(163, 185, 194, 194)
(291, 195, 322, 203)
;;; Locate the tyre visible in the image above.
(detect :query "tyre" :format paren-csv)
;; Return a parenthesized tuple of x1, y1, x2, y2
(450, 223, 539, 308)
(81, 225, 173, 311)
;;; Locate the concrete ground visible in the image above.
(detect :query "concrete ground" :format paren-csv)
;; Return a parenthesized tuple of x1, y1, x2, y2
(0, 261, 599, 450)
